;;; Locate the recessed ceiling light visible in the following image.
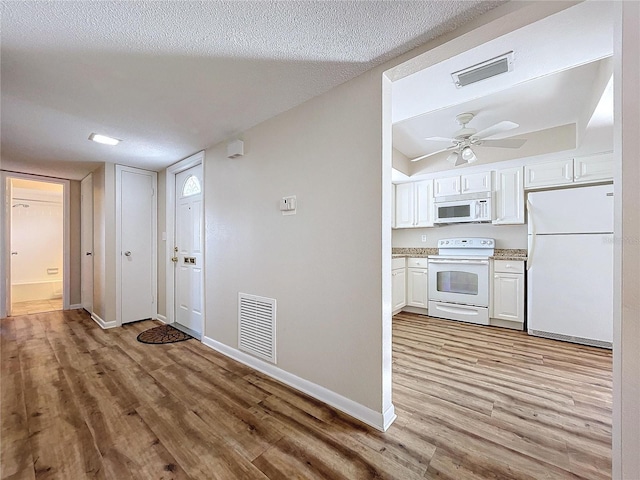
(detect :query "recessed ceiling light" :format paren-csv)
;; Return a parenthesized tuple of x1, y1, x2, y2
(89, 133, 121, 146)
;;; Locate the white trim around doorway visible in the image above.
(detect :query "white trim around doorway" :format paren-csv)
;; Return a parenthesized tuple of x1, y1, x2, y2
(165, 151, 205, 334)
(0, 171, 71, 317)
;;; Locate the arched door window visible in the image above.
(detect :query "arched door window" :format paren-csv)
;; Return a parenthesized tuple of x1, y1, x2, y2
(182, 175, 201, 197)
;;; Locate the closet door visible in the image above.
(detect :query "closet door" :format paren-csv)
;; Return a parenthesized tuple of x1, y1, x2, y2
(116, 166, 157, 324)
(81, 174, 93, 313)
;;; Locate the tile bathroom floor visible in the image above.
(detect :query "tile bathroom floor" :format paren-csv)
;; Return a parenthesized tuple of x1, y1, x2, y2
(10, 298, 63, 316)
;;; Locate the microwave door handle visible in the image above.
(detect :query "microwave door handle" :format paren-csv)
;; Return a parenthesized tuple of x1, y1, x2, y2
(474, 201, 480, 219)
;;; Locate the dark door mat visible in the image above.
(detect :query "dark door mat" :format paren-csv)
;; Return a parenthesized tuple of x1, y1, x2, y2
(137, 324, 193, 344)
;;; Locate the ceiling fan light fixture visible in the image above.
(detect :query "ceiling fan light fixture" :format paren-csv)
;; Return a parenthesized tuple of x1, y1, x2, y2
(446, 151, 459, 165)
(461, 146, 477, 163)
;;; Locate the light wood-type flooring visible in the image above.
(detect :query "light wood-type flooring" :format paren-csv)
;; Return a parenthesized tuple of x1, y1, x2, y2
(1, 309, 612, 479)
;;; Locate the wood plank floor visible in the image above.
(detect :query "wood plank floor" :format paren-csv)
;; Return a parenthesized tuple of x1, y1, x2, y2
(1, 309, 612, 479)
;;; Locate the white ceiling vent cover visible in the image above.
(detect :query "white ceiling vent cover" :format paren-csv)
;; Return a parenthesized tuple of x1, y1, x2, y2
(452, 51, 514, 88)
(238, 293, 276, 363)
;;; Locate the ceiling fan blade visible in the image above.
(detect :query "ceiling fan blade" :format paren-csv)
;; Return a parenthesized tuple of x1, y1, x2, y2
(424, 136, 455, 142)
(410, 145, 457, 162)
(474, 120, 519, 139)
(477, 138, 527, 149)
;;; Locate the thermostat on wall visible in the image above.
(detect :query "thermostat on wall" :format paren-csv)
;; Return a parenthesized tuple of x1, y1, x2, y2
(280, 195, 296, 215)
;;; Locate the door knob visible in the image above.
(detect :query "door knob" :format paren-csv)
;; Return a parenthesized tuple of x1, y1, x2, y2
(124, 251, 132, 257)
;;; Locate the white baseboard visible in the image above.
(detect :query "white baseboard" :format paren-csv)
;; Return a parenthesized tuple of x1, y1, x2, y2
(69, 303, 82, 310)
(401, 306, 429, 316)
(156, 314, 167, 324)
(382, 404, 397, 431)
(91, 313, 117, 329)
(201, 335, 394, 432)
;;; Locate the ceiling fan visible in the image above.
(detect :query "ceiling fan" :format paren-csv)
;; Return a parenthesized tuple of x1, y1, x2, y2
(411, 113, 527, 165)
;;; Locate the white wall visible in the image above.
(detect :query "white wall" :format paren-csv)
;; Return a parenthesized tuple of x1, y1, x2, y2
(10, 188, 63, 301)
(92, 163, 117, 323)
(393, 223, 527, 249)
(203, 65, 389, 421)
(613, 1, 640, 477)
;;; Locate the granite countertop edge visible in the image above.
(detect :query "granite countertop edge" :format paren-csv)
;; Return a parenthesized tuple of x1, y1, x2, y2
(393, 248, 527, 261)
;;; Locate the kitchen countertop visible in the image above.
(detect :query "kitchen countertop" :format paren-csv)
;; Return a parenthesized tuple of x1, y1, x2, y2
(392, 247, 527, 261)
(491, 249, 528, 261)
(392, 247, 437, 259)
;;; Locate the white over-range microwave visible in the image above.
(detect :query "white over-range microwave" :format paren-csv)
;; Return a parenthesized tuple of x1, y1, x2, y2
(434, 192, 493, 224)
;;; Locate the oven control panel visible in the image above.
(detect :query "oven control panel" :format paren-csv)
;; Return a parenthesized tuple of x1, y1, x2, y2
(438, 238, 494, 248)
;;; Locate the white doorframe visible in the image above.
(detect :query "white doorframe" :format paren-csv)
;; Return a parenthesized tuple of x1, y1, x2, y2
(0, 171, 71, 317)
(115, 165, 157, 326)
(165, 151, 205, 332)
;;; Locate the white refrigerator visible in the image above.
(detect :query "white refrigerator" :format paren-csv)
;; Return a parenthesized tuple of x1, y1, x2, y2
(527, 184, 614, 348)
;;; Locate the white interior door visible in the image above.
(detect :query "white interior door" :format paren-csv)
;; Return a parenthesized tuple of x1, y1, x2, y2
(174, 164, 203, 335)
(118, 167, 157, 324)
(81, 174, 93, 313)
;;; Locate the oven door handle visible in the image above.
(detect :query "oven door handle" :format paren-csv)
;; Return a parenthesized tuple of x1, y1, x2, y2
(428, 259, 489, 265)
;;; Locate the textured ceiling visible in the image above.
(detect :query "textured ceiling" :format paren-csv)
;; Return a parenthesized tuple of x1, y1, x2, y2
(0, 0, 504, 180)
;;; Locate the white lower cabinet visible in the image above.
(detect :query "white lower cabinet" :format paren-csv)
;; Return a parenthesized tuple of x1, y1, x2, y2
(407, 257, 428, 308)
(392, 257, 429, 314)
(392, 257, 406, 312)
(491, 260, 525, 327)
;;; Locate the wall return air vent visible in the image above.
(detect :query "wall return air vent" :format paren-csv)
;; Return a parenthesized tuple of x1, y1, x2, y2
(451, 51, 514, 88)
(238, 293, 276, 363)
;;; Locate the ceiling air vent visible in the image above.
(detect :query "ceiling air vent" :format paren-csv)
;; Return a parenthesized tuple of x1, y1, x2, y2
(452, 51, 514, 88)
(238, 293, 276, 363)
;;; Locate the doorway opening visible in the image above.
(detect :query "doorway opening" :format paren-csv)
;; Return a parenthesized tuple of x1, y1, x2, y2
(383, 1, 619, 475)
(8, 177, 65, 316)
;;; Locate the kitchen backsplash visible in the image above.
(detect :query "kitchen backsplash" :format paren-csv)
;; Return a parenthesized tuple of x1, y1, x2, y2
(392, 223, 528, 249)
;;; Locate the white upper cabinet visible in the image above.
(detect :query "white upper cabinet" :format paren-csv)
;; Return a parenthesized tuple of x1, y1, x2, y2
(434, 176, 460, 197)
(414, 180, 434, 227)
(494, 167, 524, 225)
(524, 159, 574, 188)
(394, 180, 434, 228)
(574, 152, 614, 184)
(394, 182, 415, 228)
(524, 152, 613, 189)
(461, 171, 492, 194)
(435, 172, 491, 197)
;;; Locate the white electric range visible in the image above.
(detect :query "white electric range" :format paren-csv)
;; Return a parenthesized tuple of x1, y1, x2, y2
(427, 237, 494, 325)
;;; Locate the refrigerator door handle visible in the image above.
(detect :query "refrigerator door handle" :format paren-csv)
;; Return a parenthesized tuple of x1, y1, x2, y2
(527, 198, 535, 271)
